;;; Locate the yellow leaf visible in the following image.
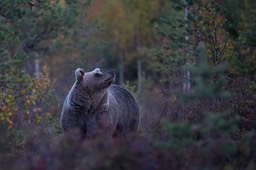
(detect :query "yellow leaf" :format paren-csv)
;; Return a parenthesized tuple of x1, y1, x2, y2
(20, 90, 25, 95)
(26, 99, 31, 105)
(7, 119, 14, 129)
(169, 95, 177, 103)
(35, 116, 42, 124)
(45, 112, 51, 117)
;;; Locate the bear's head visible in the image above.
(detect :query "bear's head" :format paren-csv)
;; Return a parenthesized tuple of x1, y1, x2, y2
(72, 68, 115, 110)
(75, 68, 115, 90)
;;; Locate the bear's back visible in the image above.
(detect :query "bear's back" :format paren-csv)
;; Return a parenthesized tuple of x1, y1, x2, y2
(108, 84, 140, 135)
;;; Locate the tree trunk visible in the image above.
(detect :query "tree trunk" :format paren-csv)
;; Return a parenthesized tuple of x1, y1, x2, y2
(35, 58, 40, 79)
(137, 56, 142, 92)
(136, 30, 142, 92)
(182, 2, 191, 93)
(0, 53, 7, 103)
(118, 47, 125, 86)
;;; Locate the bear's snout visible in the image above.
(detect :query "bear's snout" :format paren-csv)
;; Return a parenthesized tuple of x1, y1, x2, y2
(105, 71, 116, 82)
(108, 71, 115, 75)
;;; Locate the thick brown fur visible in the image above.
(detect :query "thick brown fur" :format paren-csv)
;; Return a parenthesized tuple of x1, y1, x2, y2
(60, 68, 140, 138)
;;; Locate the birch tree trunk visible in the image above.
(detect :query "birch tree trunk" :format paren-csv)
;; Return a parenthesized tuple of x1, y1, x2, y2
(182, 1, 191, 93)
(136, 31, 142, 92)
(35, 58, 40, 79)
(118, 48, 125, 86)
(137, 56, 142, 92)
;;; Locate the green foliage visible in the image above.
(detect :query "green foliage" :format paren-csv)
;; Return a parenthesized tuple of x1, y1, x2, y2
(231, 56, 256, 75)
(0, 0, 90, 59)
(0, 65, 57, 127)
(0, 0, 90, 127)
(157, 2, 185, 79)
(180, 44, 230, 104)
(157, 0, 234, 90)
(156, 119, 193, 153)
(101, 0, 158, 47)
(0, 0, 255, 169)
(123, 81, 138, 98)
(155, 43, 241, 168)
(222, 0, 256, 76)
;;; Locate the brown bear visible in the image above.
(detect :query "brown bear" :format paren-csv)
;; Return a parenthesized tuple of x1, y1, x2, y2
(60, 68, 140, 138)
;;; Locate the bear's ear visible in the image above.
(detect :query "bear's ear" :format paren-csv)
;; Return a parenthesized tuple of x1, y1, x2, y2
(75, 68, 85, 81)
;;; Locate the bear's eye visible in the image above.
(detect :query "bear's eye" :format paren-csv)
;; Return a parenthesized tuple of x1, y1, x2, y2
(94, 73, 102, 78)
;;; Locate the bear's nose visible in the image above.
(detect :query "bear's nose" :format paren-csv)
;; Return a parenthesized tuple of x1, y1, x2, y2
(108, 71, 115, 75)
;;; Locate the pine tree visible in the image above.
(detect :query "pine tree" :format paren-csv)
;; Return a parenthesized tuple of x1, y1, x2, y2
(157, 43, 238, 168)
(0, 0, 90, 127)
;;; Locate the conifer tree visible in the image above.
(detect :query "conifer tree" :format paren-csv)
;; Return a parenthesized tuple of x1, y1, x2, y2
(0, 0, 90, 127)
(158, 43, 238, 168)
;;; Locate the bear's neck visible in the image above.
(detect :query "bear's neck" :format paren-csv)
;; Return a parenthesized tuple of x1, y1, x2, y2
(91, 90, 109, 115)
(70, 85, 109, 115)
(69, 83, 91, 111)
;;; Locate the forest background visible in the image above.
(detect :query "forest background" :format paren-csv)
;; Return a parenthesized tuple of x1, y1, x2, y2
(0, 0, 255, 169)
